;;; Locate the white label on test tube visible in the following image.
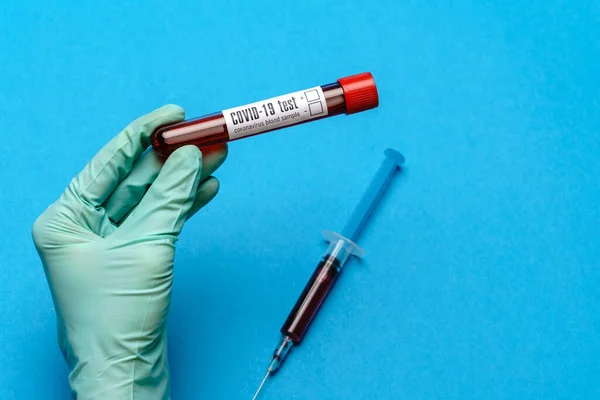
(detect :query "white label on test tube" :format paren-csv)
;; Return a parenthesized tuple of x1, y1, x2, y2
(222, 86, 329, 140)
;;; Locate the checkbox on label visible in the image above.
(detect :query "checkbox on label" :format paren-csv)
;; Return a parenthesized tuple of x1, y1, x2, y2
(309, 102, 323, 116)
(305, 89, 320, 102)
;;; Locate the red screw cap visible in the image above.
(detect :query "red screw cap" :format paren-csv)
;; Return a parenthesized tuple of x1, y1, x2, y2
(337, 72, 379, 115)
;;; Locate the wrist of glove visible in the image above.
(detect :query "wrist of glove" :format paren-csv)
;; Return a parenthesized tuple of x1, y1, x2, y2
(62, 323, 170, 399)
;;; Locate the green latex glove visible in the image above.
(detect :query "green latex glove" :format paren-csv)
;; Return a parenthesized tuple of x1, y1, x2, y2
(32, 105, 227, 399)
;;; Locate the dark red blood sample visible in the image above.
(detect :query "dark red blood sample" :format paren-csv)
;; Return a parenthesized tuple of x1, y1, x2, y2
(281, 255, 341, 343)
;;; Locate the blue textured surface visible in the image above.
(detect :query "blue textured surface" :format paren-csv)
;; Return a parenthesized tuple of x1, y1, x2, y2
(1, 1, 599, 399)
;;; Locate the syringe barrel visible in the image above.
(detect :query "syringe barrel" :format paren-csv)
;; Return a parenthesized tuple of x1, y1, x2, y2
(280, 254, 342, 343)
(280, 233, 361, 344)
(151, 73, 378, 157)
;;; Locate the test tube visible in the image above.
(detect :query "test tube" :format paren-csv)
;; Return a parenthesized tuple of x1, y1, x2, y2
(151, 72, 379, 157)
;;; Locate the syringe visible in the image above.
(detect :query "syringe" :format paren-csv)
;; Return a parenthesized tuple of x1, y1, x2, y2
(252, 148, 405, 400)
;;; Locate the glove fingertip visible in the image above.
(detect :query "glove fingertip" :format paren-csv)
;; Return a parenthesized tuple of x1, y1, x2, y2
(200, 176, 220, 194)
(156, 103, 185, 119)
(186, 176, 221, 220)
(169, 145, 202, 165)
(131, 104, 186, 142)
(195, 176, 220, 205)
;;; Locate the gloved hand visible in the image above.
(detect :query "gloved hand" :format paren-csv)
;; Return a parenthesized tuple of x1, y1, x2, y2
(32, 105, 227, 399)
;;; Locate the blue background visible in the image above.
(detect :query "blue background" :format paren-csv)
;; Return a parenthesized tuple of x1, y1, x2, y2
(1, 1, 599, 399)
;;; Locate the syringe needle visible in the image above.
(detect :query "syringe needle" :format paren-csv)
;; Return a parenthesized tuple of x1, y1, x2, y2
(252, 370, 271, 400)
